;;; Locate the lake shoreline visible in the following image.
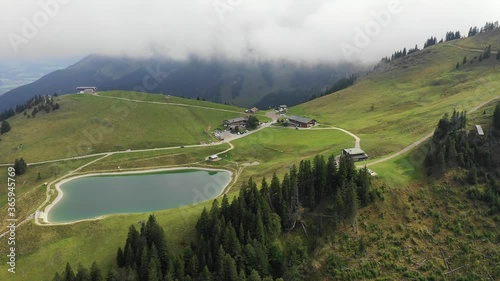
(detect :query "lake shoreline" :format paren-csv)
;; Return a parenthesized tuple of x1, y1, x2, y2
(41, 167, 233, 225)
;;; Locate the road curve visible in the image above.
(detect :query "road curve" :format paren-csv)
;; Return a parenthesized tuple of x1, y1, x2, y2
(310, 127, 361, 148)
(366, 96, 500, 167)
(446, 43, 499, 54)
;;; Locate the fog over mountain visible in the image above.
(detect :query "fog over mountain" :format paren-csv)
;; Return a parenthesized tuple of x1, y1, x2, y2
(1, 0, 499, 64)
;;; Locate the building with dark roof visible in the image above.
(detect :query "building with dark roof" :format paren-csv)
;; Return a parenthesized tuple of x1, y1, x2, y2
(288, 115, 316, 128)
(342, 148, 369, 161)
(224, 116, 249, 127)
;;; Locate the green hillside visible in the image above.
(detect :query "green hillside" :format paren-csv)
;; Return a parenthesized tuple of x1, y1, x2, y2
(293, 29, 500, 158)
(0, 91, 244, 163)
(0, 29, 499, 281)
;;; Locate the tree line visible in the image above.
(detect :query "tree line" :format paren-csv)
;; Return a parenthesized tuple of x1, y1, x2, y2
(0, 94, 60, 122)
(468, 21, 499, 37)
(424, 107, 500, 213)
(53, 153, 375, 281)
(381, 20, 500, 63)
(310, 75, 358, 100)
(0, 94, 61, 135)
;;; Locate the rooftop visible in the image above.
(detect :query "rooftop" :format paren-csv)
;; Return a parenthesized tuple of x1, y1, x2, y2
(225, 116, 248, 124)
(288, 115, 315, 124)
(343, 148, 367, 155)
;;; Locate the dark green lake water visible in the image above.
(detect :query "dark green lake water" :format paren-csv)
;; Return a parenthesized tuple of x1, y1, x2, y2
(47, 169, 231, 223)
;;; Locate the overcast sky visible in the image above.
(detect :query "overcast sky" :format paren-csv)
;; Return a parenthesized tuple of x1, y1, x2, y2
(1, 0, 499, 64)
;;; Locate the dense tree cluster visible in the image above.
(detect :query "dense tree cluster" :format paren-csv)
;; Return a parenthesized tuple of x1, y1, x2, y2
(424, 109, 500, 213)
(468, 22, 499, 37)
(54, 153, 374, 280)
(381, 46, 420, 63)
(423, 36, 438, 48)
(382, 21, 499, 64)
(1, 120, 11, 134)
(0, 94, 61, 134)
(52, 262, 102, 281)
(0, 108, 15, 122)
(445, 31, 461, 41)
(468, 26, 479, 37)
(481, 21, 499, 33)
(310, 75, 358, 100)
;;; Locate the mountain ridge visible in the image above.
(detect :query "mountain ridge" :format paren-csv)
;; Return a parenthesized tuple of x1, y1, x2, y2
(0, 56, 361, 112)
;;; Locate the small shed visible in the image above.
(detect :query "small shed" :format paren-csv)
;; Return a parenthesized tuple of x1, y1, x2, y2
(208, 155, 219, 161)
(475, 125, 484, 136)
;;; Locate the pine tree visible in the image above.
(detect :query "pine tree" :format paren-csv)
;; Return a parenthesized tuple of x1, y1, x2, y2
(223, 254, 239, 281)
(356, 168, 370, 207)
(89, 262, 102, 281)
(63, 262, 76, 281)
(75, 264, 90, 281)
(13, 158, 28, 175)
(116, 247, 125, 267)
(484, 45, 491, 59)
(200, 266, 212, 281)
(248, 269, 262, 281)
(53, 272, 63, 281)
(456, 62, 460, 69)
(105, 270, 118, 281)
(138, 246, 149, 281)
(1, 120, 11, 134)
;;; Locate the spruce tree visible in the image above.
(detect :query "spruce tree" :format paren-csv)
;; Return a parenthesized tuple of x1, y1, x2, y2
(53, 272, 63, 281)
(63, 262, 76, 281)
(89, 262, 102, 281)
(497, 50, 500, 60)
(13, 158, 28, 175)
(484, 45, 491, 59)
(248, 270, 262, 281)
(200, 266, 212, 281)
(1, 120, 11, 134)
(116, 247, 125, 267)
(75, 264, 90, 281)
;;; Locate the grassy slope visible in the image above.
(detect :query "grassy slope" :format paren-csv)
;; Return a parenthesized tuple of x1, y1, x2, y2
(0, 127, 351, 281)
(0, 91, 244, 163)
(293, 31, 500, 158)
(1, 31, 500, 280)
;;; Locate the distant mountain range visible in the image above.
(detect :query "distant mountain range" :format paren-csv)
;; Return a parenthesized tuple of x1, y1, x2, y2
(0, 57, 81, 96)
(0, 54, 362, 112)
